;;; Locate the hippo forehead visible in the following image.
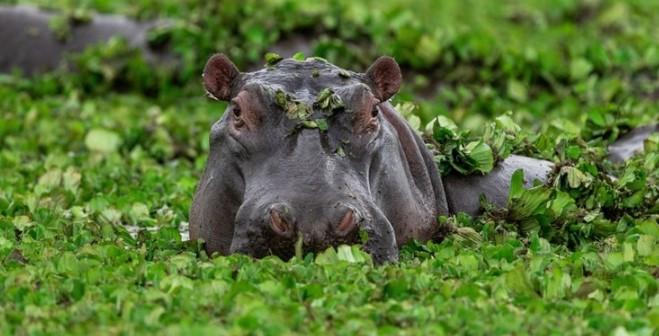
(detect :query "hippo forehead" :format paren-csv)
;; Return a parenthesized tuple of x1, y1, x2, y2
(238, 59, 371, 102)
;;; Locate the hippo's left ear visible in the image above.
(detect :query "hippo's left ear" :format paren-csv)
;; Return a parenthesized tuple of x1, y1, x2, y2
(203, 53, 240, 101)
(365, 56, 402, 101)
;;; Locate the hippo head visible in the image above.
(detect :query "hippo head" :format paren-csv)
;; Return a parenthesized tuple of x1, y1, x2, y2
(190, 54, 447, 263)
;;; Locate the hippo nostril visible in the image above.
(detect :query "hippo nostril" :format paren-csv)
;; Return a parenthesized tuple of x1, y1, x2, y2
(270, 209, 290, 236)
(336, 209, 357, 235)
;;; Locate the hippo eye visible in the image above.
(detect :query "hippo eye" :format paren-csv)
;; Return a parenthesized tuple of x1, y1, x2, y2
(232, 105, 241, 118)
(232, 105, 244, 127)
(371, 106, 379, 118)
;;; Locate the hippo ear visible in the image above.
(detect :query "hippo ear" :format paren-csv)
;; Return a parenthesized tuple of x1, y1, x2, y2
(365, 56, 402, 101)
(203, 53, 240, 101)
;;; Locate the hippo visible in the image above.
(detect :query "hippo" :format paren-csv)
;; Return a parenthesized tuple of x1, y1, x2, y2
(0, 6, 172, 75)
(189, 54, 560, 263)
(607, 124, 658, 163)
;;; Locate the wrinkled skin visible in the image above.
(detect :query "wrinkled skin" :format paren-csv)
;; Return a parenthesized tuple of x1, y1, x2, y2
(191, 54, 656, 263)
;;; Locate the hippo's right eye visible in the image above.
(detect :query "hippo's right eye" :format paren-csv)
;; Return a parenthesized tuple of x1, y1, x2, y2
(231, 105, 244, 127)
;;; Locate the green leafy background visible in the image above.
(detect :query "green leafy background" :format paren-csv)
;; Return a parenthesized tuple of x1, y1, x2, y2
(1, 0, 658, 334)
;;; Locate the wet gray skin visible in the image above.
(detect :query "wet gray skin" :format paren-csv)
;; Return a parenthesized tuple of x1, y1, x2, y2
(190, 54, 656, 264)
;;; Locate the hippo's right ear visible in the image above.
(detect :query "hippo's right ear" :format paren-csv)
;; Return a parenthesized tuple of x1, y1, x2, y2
(203, 54, 240, 101)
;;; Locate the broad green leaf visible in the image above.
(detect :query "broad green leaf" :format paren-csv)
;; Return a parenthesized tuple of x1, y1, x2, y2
(507, 80, 527, 102)
(509, 169, 525, 202)
(35, 169, 62, 194)
(570, 58, 593, 79)
(464, 141, 494, 173)
(85, 128, 121, 153)
(637, 235, 656, 256)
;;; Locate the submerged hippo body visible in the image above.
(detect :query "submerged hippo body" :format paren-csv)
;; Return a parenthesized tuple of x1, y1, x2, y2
(608, 124, 658, 163)
(189, 54, 557, 262)
(0, 6, 169, 75)
(444, 155, 554, 215)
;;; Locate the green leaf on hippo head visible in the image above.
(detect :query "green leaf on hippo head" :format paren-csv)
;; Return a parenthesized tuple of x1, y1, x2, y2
(314, 88, 344, 112)
(301, 120, 318, 129)
(264, 52, 283, 66)
(292, 52, 305, 61)
(336, 146, 345, 157)
(338, 70, 351, 78)
(274, 89, 288, 108)
(316, 118, 329, 131)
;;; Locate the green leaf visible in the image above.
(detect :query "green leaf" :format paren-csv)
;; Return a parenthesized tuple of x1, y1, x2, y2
(507, 80, 527, 102)
(294, 234, 304, 259)
(316, 118, 328, 131)
(509, 169, 525, 202)
(384, 279, 409, 299)
(556, 166, 593, 189)
(637, 235, 656, 256)
(464, 141, 494, 173)
(544, 268, 572, 299)
(494, 114, 521, 133)
(62, 167, 81, 192)
(35, 169, 62, 194)
(338, 70, 351, 78)
(570, 58, 593, 80)
(292, 52, 305, 61)
(13, 216, 33, 231)
(505, 264, 538, 298)
(264, 52, 283, 66)
(85, 129, 121, 153)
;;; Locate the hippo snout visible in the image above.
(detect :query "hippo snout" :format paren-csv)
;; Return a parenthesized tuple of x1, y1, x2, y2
(230, 199, 366, 259)
(266, 202, 361, 240)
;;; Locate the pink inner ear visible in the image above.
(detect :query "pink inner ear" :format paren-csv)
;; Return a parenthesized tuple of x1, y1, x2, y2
(366, 56, 402, 101)
(203, 54, 239, 101)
